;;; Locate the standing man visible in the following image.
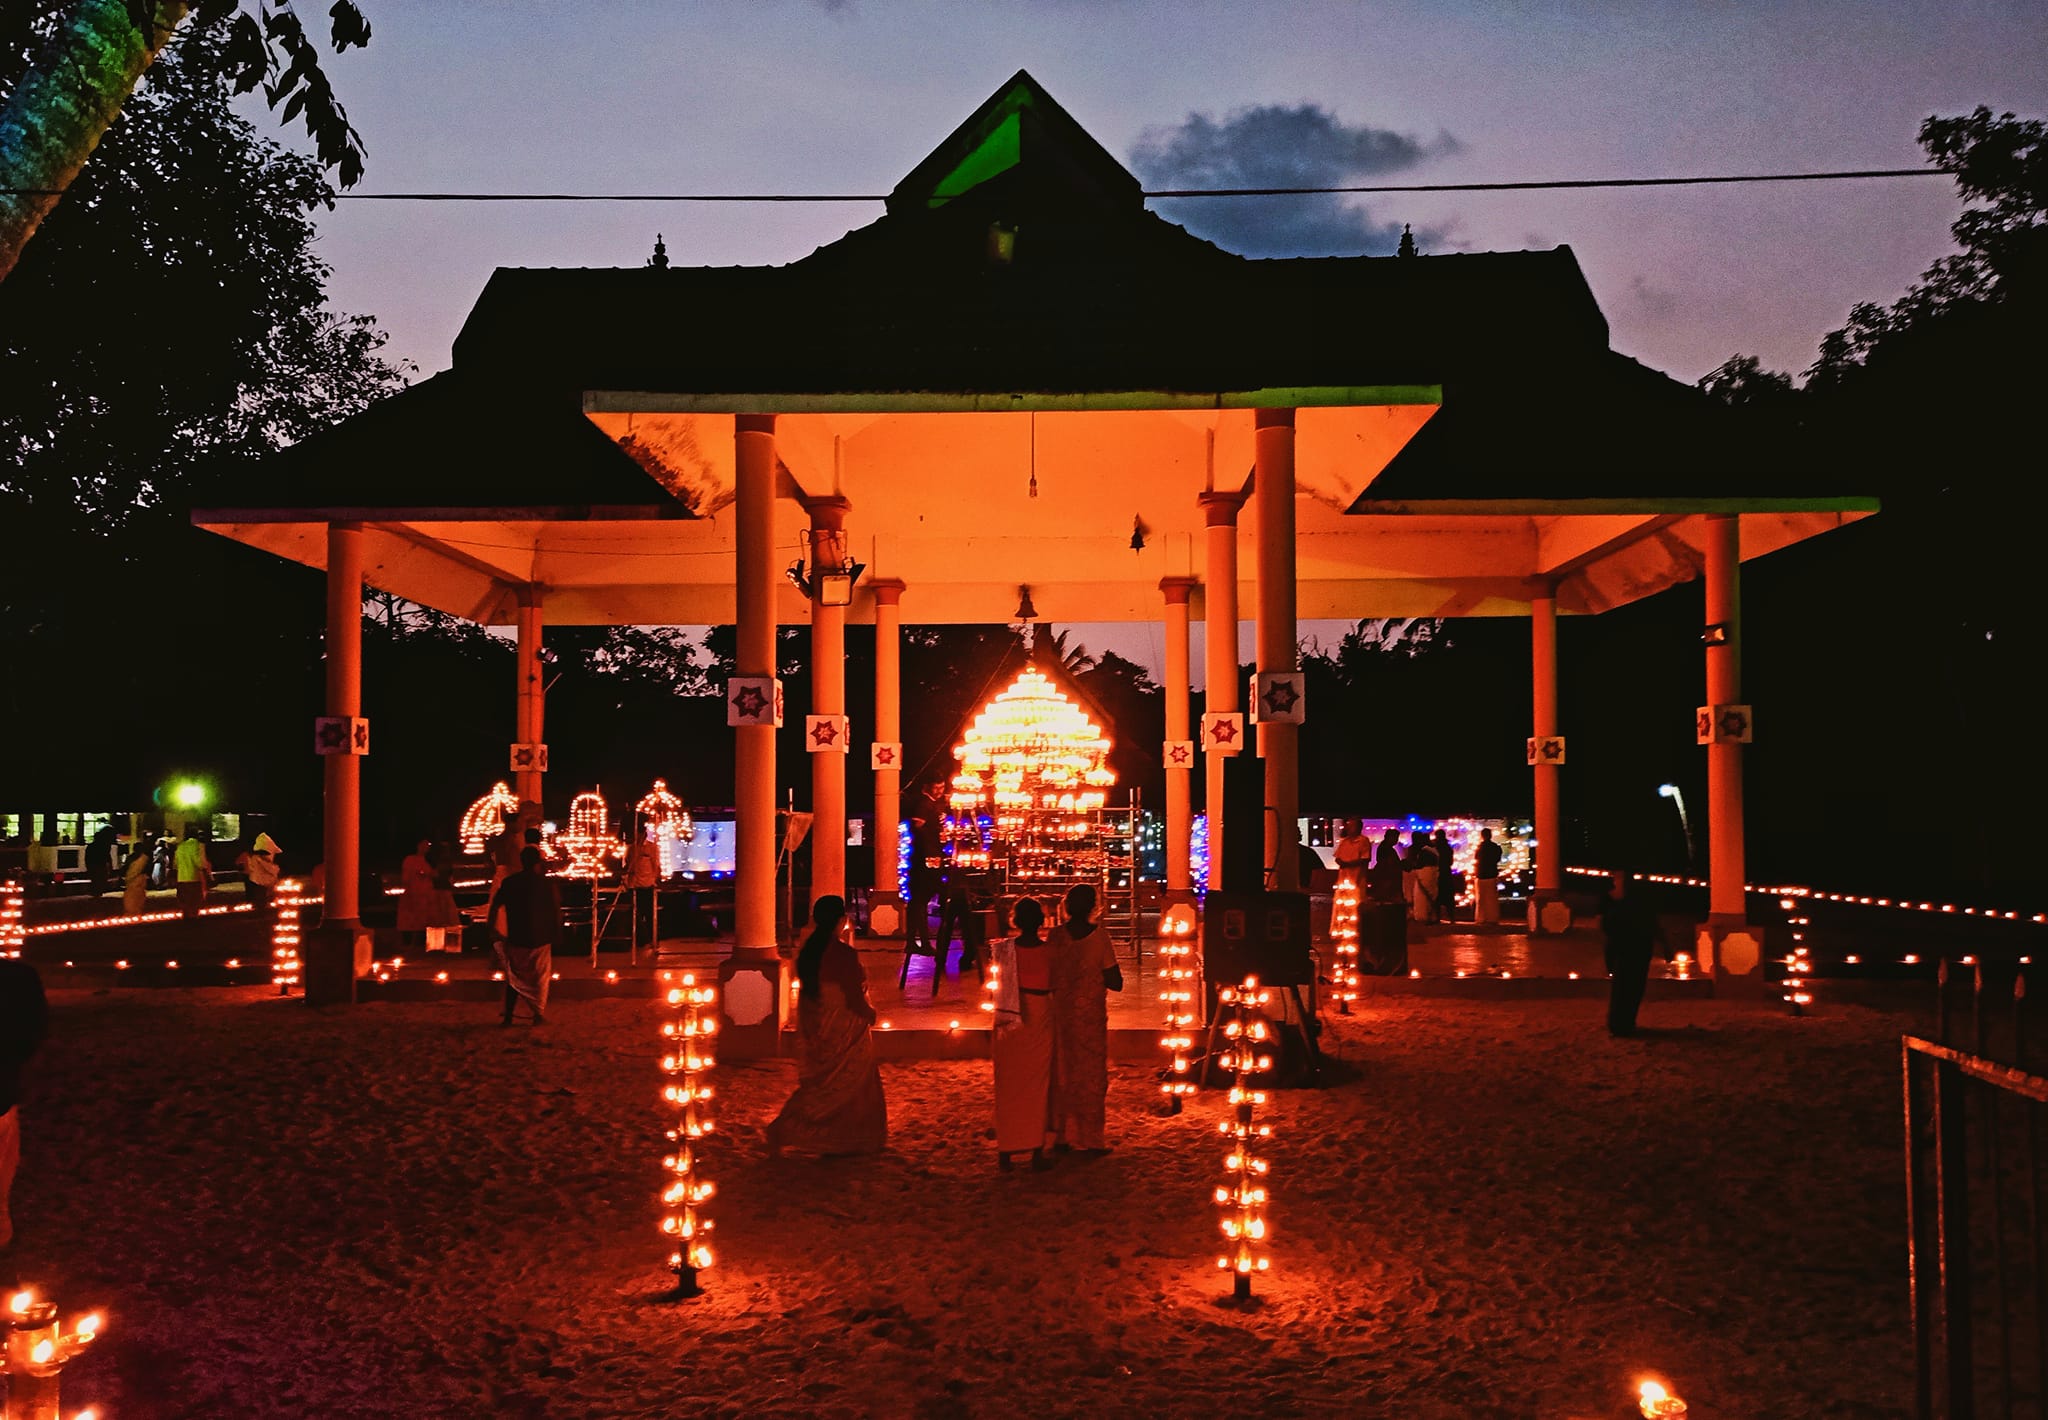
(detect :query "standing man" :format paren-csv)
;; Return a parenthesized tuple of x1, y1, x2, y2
(488, 845, 562, 1026)
(242, 832, 283, 911)
(0, 949, 47, 1286)
(624, 831, 660, 947)
(1473, 828, 1503, 926)
(1599, 872, 1667, 1038)
(174, 822, 211, 920)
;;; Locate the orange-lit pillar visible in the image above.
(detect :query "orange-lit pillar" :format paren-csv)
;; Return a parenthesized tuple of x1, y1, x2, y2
(1529, 588, 1568, 934)
(734, 414, 778, 954)
(1704, 514, 1753, 972)
(1199, 490, 1245, 891)
(514, 585, 545, 806)
(806, 496, 850, 908)
(1253, 408, 1299, 892)
(871, 578, 905, 904)
(1161, 576, 1196, 897)
(321, 521, 363, 928)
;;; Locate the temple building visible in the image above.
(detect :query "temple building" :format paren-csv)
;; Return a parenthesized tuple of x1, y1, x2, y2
(193, 71, 1874, 1009)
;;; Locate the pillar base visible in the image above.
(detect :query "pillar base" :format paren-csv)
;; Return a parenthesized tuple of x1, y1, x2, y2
(864, 891, 904, 939)
(1697, 916, 1767, 999)
(304, 922, 372, 1006)
(1526, 890, 1574, 936)
(718, 948, 787, 1057)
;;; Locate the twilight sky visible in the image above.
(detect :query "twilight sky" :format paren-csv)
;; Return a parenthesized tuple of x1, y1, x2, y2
(260, 0, 2045, 670)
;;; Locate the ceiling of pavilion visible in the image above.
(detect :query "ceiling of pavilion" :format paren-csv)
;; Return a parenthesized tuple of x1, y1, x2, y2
(194, 70, 1874, 627)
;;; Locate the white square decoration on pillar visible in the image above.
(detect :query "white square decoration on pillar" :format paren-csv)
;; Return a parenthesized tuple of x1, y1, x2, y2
(725, 677, 784, 728)
(1695, 704, 1754, 745)
(805, 715, 850, 752)
(313, 715, 370, 756)
(1201, 711, 1245, 756)
(869, 741, 903, 771)
(509, 742, 549, 774)
(1249, 671, 1306, 724)
(1525, 735, 1567, 766)
(1163, 741, 1195, 769)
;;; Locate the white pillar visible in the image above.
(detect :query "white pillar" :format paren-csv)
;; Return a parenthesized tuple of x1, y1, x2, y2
(1161, 576, 1195, 896)
(1253, 408, 1299, 892)
(322, 522, 363, 927)
(871, 578, 905, 901)
(734, 414, 778, 953)
(1529, 589, 1568, 934)
(806, 496, 850, 909)
(514, 585, 544, 807)
(1199, 491, 1245, 892)
(1705, 514, 1746, 927)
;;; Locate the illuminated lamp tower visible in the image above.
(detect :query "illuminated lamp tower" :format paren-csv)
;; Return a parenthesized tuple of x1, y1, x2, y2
(659, 972, 718, 1297)
(1, 879, 23, 959)
(948, 665, 1116, 884)
(459, 781, 521, 855)
(1329, 871, 1361, 1014)
(1214, 976, 1274, 1300)
(1157, 905, 1198, 1112)
(271, 880, 303, 995)
(636, 779, 695, 877)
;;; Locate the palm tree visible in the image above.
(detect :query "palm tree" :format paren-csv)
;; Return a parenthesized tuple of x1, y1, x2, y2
(0, 0, 368, 282)
(1042, 627, 1096, 677)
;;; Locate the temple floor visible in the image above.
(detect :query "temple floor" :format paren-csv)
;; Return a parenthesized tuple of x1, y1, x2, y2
(16, 987, 1918, 1417)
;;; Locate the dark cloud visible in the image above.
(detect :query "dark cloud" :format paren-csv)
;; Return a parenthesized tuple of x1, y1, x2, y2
(1628, 274, 1680, 323)
(1130, 104, 1460, 258)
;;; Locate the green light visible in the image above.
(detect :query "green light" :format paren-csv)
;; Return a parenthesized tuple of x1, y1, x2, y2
(173, 781, 206, 809)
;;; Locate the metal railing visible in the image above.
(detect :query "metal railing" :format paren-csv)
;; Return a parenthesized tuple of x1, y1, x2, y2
(1906, 959, 2048, 1418)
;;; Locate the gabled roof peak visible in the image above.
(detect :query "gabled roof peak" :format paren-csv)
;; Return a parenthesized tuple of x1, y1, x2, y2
(886, 69, 1142, 215)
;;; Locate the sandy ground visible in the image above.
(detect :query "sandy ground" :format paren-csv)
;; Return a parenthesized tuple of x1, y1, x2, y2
(11, 988, 1923, 1419)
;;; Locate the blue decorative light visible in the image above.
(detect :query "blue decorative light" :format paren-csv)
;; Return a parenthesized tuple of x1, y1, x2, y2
(1191, 813, 1210, 893)
(896, 819, 912, 902)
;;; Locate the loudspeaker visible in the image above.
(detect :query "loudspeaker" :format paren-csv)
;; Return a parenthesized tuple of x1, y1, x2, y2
(1219, 752, 1263, 892)
(1201, 891, 1314, 987)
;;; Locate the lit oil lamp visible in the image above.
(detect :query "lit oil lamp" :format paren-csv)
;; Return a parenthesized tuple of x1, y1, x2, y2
(1638, 1379, 1687, 1417)
(3, 1285, 104, 1418)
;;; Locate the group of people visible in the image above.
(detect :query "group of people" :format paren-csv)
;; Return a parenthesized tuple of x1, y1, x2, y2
(398, 838, 463, 951)
(768, 883, 1121, 1170)
(1332, 821, 1503, 926)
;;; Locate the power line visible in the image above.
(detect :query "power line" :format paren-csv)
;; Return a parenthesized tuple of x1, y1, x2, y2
(0, 166, 1945, 203)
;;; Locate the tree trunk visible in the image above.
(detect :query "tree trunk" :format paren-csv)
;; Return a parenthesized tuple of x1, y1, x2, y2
(0, 0, 188, 283)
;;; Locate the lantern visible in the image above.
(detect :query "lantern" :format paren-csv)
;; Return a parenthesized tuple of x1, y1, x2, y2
(1213, 976, 1274, 1300)
(660, 972, 719, 1297)
(459, 781, 521, 855)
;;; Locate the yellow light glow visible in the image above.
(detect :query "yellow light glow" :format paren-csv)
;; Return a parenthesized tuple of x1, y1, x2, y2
(660, 966, 719, 1294)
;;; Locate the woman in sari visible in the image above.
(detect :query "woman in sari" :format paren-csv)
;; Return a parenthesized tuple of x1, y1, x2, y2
(989, 897, 1055, 1172)
(1048, 884, 1120, 1155)
(768, 896, 887, 1158)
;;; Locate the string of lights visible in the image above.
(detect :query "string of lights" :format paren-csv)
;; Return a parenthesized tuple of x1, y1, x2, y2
(1565, 866, 2047, 925)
